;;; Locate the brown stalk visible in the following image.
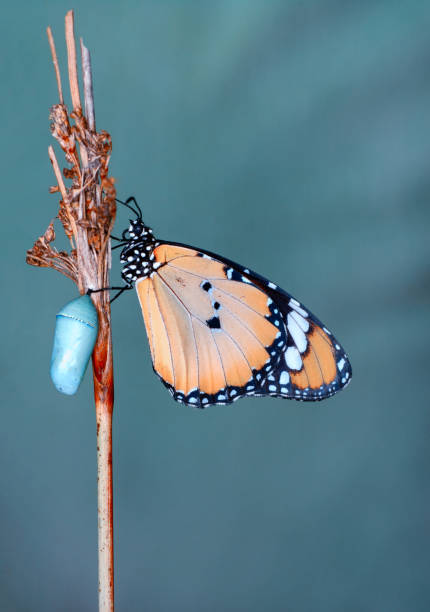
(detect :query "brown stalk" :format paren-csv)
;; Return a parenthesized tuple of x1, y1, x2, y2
(27, 10, 116, 611)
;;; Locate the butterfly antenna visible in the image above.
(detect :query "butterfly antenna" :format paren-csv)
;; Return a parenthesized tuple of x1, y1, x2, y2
(124, 196, 143, 220)
(116, 197, 142, 220)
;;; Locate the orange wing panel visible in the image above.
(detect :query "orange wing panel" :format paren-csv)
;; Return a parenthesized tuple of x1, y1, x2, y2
(309, 326, 337, 384)
(136, 278, 175, 386)
(300, 345, 324, 389)
(192, 318, 226, 395)
(289, 368, 309, 390)
(210, 288, 277, 347)
(154, 244, 200, 265)
(218, 308, 269, 372)
(136, 278, 155, 360)
(157, 265, 214, 321)
(152, 275, 199, 394)
(214, 279, 271, 317)
(212, 332, 253, 388)
(168, 256, 228, 280)
(290, 326, 337, 389)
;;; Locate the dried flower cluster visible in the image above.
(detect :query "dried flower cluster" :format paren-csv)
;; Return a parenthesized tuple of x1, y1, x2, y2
(26, 102, 116, 294)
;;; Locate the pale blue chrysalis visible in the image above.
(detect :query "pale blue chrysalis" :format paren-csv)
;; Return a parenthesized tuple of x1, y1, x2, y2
(50, 294, 99, 395)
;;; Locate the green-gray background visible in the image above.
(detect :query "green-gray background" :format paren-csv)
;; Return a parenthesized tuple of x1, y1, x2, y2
(2, 1, 429, 610)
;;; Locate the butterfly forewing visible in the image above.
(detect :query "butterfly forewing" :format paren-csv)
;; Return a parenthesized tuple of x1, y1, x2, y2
(233, 264, 352, 401)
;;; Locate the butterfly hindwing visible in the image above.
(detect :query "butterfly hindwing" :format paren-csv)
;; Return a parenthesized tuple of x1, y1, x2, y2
(136, 243, 288, 407)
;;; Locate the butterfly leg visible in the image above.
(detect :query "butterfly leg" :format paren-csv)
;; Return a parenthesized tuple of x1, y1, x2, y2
(87, 285, 133, 304)
(110, 286, 133, 304)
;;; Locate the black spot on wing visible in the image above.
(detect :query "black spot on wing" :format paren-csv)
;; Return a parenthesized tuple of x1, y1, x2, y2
(206, 316, 221, 329)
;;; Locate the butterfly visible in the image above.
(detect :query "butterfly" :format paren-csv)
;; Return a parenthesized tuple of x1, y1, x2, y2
(111, 198, 352, 408)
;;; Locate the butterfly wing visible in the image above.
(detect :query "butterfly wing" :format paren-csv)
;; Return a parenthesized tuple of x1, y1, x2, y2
(201, 249, 352, 401)
(248, 295, 351, 401)
(136, 243, 287, 407)
(136, 241, 351, 406)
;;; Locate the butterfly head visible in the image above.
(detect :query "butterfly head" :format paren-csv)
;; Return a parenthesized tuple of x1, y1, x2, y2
(127, 218, 152, 240)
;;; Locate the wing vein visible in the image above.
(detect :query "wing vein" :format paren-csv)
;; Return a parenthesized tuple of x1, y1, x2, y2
(166, 263, 266, 318)
(146, 281, 155, 362)
(157, 271, 255, 373)
(313, 324, 336, 350)
(152, 278, 176, 390)
(221, 303, 267, 349)
(309, 342, 325, 386)
(156, 271, 235, 393)
(155, 273, 202, 404)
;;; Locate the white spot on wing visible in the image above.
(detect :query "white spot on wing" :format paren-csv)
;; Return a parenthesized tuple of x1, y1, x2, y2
(279, 371, 289, 385)
(268, 282, 277, 289)
(337, 358, 345, 371)
(287, 314, 307, 353)
(289, 300, 308, 318)
(285, 346, 302, 370)
(290, 309, 310, 332)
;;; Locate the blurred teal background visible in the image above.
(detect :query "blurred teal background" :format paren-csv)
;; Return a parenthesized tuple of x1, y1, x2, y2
(2, 1, 430, 610)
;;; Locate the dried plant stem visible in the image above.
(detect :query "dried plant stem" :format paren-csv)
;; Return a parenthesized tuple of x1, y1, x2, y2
(97, 407, 114, 610)
(93, 293, 114, 612)
(48, 145, 67, 199)
(80, 39, 96, 131)
(65, 11, 81, 111)
(27, 10, 116, 611)
(46, 27, 64, 104)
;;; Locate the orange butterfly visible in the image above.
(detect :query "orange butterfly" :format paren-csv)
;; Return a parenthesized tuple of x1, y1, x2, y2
(111, 198, 351, 407)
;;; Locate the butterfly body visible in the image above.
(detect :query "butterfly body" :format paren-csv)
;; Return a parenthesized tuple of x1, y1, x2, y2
(119, 216, 351, 407)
